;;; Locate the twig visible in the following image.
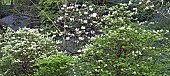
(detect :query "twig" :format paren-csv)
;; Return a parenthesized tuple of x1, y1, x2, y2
(29, 0, 61, 32)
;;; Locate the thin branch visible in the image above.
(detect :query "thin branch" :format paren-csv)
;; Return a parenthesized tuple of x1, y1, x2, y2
(29, 0, 61, 32)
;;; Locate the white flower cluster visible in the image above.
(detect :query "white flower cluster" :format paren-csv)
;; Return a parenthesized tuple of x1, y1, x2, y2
(55, 3, 102, 42)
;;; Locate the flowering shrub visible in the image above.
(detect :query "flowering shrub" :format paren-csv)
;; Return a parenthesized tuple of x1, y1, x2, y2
(39, 0, 105, 52)
(72, 23, 170, 76)
(0, 27, 58, 75)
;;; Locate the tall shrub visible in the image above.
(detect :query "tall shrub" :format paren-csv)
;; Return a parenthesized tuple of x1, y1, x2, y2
(72, 23, 170, 76)
(0, 27, 58, 75)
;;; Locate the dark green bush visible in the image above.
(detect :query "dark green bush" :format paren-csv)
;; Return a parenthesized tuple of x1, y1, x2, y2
(33, 54, 75, 76)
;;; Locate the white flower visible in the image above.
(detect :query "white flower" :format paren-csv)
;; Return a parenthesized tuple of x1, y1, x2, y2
(91, 31, 95, 34)
(59, 33, 63, 36)
(70, 6, 74, 9)
(97, 60, 103, 62)
(76, 8, 79, 11)
(133, 71, 136, 74)
(148, 57, 152, 60)
(78, 31, 82, 34)
(58, 16, 63, 20)
(139, 51, 142, 55)
(133, 8, 137, 11)
(145, 6, 149, 10)
(112, 11, 118, 14)
(83, 20, 88, 23)
(63, 4, 67, 7)
(79, 37, 84, 40)
(128, 1, 132, 5)
(160, 29, 163, 32)
(82, 4, 86, 7)
(66, 37, 70, 40)
(119, 26, 125, 30)
(77, 50, 81, 52)
(150, 5, 154, 8)
(139, 2, 142, 4)
(85, 32, 88, 34)
(81, 26, 85, 29)
(166, 30, 169, 33)
(65, 13, 68, 15)
(70, 18, 74, 21)
(146, 0, 151, 4)
(61, 7, 64, 10)
(84, 12, 88, 14)
(89, 7, 93, 11)
(132, 51, 135, 55)
(75, 28, 79, 31)
(64, 25, 68, 27)
(75, 4, 79, 7)
(91, 13, 97, 17)
(127, 27, 132, 30)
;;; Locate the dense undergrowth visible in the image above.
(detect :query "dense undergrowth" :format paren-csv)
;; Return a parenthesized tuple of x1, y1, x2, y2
(0, 0, 170, 76)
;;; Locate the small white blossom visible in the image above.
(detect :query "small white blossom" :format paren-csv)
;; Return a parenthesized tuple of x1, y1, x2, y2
(85, 32, 89, 34)
(64, 25, 68, 27)
(79, 37, 84, 40)
(128, 1, 132, 5)
(145, 6, 149, 10)
(84, 12, 88, 15)
(148, 57, 152, 60)
(81, 26, 85, 29)
(70, 18, 74, 21)
(146, 0, 151, 4)
(63, 4, 67, 7)
(77, 50, 81, 52)
(58, 16, 63, 20)
(89, 7, 93, 11)
(82, 4, 86, 7)
(70, 6, 74, 9)
(75, 4, 79, 7)
(61, 7, 64, 10)
(78, 31, 82, 34)
(133, 8, 137, 11)
(76, 8, 79, 11)
(75, 28, 79, 31)
(91, 31, 95, 34)
(65, 13, 68, 15)
(150, 5, 154, 8)
(139, 2, 142, 4)
(83, 20, 88, 23)
(119, 26, 125, 30)
(66, 37, 70, 40)
(91, 13, 97, 17)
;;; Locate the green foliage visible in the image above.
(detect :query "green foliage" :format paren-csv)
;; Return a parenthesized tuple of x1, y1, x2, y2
(38, 0, 63, 33)
(0, 27, 58, 75)
(72, 23, 170, 76)
(0, 0, 169, 76)
(33, 54, 75, 76)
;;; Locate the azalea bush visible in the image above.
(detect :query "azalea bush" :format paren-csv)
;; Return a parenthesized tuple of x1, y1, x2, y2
(0, 27, 59, 75)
